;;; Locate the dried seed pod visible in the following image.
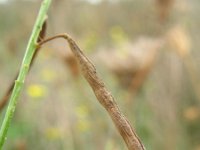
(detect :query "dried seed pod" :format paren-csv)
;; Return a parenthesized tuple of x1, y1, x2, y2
(38, 34, 146, 150)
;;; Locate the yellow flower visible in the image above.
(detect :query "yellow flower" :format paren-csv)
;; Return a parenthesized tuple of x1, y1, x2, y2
(75, 105, 89, 118)
(76, 119, 90, 132)
(82, 32, 98, 52)
(75, 105, 90, 132)
(109, 25, 128, 45)
(45, 127, 62, 140)
(27, 84, 47, 98)
(41, 69, 56, 82)
(183, 106, 199, 121)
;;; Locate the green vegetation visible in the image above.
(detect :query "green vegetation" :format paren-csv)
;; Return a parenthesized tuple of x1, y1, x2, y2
(0, 0, 51, 148)
(0, 0, 200, 149)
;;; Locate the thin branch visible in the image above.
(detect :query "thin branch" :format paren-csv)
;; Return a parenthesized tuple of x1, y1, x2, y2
(38, 33, 145, 150)
(0, 21, 47, 112)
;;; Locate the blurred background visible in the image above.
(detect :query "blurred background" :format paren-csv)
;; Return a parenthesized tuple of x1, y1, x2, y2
(0, 0, 200, 149)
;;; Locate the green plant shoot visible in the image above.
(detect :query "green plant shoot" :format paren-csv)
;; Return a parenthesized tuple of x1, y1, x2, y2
(0, 0, 52, 148)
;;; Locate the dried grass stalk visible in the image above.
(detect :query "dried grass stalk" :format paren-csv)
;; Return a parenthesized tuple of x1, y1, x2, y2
(39, 34, 145, 150)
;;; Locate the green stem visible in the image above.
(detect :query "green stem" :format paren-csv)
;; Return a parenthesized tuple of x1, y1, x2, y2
(0, 0, 51, 148)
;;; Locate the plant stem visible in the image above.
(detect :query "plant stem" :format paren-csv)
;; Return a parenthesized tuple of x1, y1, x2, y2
(0, 20, 47, 112)
(0, 0, 51, 148)
(38, 34, 145, 150)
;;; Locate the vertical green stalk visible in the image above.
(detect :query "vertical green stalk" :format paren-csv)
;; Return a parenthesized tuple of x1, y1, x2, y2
(0, 0, 51, 148)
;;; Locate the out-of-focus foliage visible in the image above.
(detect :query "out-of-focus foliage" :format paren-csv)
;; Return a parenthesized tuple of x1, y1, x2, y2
(0, 0, 200, 149)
